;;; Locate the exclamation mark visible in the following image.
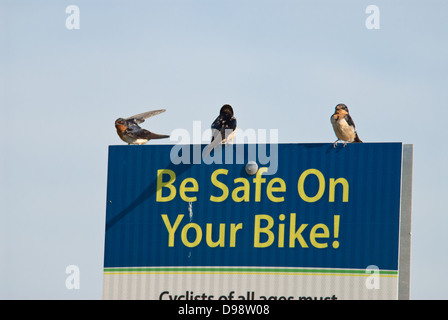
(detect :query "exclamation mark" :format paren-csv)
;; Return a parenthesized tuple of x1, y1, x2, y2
(332, 215, 340, 249)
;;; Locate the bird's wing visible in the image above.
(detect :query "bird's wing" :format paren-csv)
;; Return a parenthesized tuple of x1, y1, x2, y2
(126, 128, 169, 140)
(211, 115, 223, 130)
(210, 115, 223, 142)
(126, 109, 166, 124)
(228, 117, 237, 130)
(344, 113, 356, 128)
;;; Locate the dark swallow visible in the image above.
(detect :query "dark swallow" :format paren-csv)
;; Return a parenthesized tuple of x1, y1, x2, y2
(211, 104, 237, 143)
(115, 109, 170, 145)
(330, 103, 362, 147)
(205, 104, 237, 155)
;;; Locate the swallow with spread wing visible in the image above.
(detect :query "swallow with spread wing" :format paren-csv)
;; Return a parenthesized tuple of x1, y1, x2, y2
(206, 104, 237, 155)
(330, 103, 362, 147)
(115, 109, 170, 145)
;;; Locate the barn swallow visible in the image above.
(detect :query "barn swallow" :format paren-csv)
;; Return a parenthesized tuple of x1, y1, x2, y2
(211, 104, 237, 143)
(115, 109, 170, 145)
(206, 104, 237, 155)
(330, 104, 362, 147)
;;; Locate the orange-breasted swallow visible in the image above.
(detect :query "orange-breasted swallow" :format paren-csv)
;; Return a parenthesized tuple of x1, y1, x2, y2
(115, 109, 170, 145)
(206, 104, 237, 155)
(330, 103, 362, 147)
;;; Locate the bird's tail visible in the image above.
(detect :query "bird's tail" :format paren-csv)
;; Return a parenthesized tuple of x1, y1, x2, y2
(148, 132, 170, 140)
(354, 134, 363, 143)
(204, 136, 222, 157)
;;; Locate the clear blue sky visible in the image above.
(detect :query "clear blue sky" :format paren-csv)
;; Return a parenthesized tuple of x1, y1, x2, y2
(1, 0, 447, 299)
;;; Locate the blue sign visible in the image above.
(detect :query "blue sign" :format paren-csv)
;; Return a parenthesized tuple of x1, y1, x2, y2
(104, 143, 402, 272)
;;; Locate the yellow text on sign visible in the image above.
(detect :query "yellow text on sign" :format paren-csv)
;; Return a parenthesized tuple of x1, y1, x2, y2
(161, 214, 340, 249)
(156, 168, 349, 203)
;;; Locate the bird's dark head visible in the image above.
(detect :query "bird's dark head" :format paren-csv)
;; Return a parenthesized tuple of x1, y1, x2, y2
(115, 118, 125, 125)
(220, 104, 234, 118)
(335, 104, 349, 113)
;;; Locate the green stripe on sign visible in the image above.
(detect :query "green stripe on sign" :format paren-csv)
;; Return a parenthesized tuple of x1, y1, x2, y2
(103, 267, 398, 275)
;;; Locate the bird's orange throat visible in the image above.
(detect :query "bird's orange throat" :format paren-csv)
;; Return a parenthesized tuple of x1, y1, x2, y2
(115, 124, 127, 135)
(333, 109, 348, 120)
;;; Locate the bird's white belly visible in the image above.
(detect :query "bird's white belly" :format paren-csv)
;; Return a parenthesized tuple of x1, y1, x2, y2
(120, 134, 147, 145)
(133, 139, 149, 145)
(332, 118, 355, 142)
